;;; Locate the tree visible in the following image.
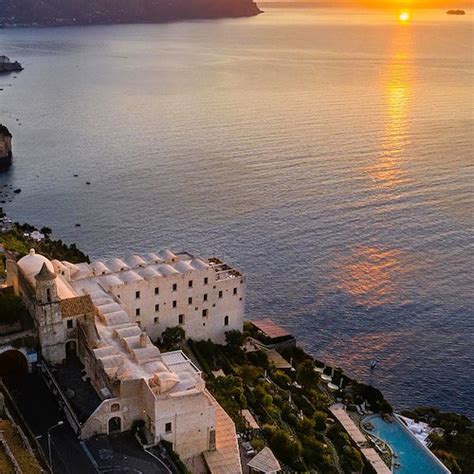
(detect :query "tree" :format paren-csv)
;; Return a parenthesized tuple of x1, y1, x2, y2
(268, 428, 302, 465)
(297, 416, 315, 433)
(433, 451, 461, 474)
(40, 226, 52, 236)
(296, 359, 317, 390)
(161, 326, 185, 350)
(225, 330, 245, 350)
(238, 364, 262, 384)
(313, 410, 327, 432)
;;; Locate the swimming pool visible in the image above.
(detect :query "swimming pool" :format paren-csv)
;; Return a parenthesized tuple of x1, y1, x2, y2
(364, 415, 450, 474)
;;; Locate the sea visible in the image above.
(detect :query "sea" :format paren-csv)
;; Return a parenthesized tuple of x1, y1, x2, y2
(0, 5, 473, 418)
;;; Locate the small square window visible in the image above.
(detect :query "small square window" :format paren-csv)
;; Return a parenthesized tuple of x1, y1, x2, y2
(66, 319, 73, 329)
(165, 422, 172, 433)
(188, 280, 193, 288)
(155, 304, 159, 312)
(233, 288, 237, 295)
(188, 297, 193, 305)
(218, 290, 223, 299)
(135, 291, 140, 299)
(172, 283, 177, 292)
(155, 287, 159, 295)
(202, 309, 208, 318)
(135, 308, 140, 316)
(154, 317, 159, 323)
(172, 300, 177, 308)
(179, 314, 185, 325)
(203, 294, 208, 302)
(204, 277, 208, 285)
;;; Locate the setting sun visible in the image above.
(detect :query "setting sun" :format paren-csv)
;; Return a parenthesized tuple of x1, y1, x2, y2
(399, 11, 411, 22)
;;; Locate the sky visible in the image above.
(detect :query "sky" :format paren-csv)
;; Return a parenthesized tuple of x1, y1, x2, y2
(261, 0, 471, 8)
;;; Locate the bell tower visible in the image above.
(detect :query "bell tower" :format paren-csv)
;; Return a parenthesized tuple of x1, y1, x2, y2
(35, 263, 66, 364)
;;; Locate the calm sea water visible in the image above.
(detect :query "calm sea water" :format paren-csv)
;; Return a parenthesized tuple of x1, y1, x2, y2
(1, 7, 473, 417)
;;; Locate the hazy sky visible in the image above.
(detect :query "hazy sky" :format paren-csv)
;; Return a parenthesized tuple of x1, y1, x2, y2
(262, 0, 470, 8)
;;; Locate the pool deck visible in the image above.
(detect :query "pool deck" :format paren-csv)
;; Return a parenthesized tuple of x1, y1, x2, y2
(329, 404, 391, 474)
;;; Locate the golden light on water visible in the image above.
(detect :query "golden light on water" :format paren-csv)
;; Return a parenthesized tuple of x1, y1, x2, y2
(399, 11, 410, 22)
(335, 246, 404, 308)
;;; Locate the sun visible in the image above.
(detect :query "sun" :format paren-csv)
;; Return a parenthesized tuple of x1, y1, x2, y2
(399, 11, 410, 22)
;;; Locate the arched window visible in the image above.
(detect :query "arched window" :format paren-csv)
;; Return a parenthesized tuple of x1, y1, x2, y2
(111, 403, 120, 412)
(224, 316, 229, 326)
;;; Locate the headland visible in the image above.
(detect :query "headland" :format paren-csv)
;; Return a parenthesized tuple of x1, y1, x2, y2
(0, 0, 262, 27)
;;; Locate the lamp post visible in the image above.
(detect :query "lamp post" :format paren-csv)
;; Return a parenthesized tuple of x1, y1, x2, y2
(47, 420, 64, 470)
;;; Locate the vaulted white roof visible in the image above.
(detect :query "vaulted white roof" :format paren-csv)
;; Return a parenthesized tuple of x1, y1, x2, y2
(17, 249, 55, 282)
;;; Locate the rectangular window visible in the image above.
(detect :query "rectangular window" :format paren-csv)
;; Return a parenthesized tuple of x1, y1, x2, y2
(172, 283, 177, 292)
(204, 277, 208, 285)
(218, 290, 223, 298)
(202, 309, 208, 318)
(135, 308, 140, 316)
(179, 314, 185, 325)
(155, 287, 159, 295)
(66, 319, 73, 329)
(188, 297, 192, 305)
(188, 280, 193, 288)
(172, 300, 177, 308)
(135, 291, 140, 299)
(165, 422, 172, 433)
(203, 294, 208, 302)
(154, 317, 159, 323)
(233, 288, 237, 295)
(155, 304, 159, 312)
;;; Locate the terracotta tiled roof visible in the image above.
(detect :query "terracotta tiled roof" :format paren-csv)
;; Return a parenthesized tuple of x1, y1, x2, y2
(60, 295, 95, 318)
(252, 318, 291, 339)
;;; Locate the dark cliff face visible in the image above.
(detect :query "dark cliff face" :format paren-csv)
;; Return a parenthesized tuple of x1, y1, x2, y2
(0, 0, 262, 26)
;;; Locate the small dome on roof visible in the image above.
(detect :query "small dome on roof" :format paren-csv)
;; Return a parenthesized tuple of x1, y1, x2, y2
(125, 255, 147, 268)
(17, 249, 55, 281)
(106, 258, 129, 272)
(158, 249, 176, 262)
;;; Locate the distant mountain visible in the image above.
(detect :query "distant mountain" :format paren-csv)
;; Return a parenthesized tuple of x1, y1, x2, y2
(0, 0, 262, 27)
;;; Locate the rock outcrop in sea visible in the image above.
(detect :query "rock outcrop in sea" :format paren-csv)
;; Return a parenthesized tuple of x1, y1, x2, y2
(0, 125, 12, 168)
(0, 0, 262, 27)
(0, 56, 23, 73)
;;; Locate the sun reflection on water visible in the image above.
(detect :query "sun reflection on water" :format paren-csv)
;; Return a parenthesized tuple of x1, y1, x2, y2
(335, 246, 407, 308)
(367, 29, 414, 190)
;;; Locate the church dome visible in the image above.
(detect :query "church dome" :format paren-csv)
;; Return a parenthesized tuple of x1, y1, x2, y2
(17, 249, 55, 281)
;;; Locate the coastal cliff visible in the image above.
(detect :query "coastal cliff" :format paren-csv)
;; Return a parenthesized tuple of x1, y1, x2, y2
(0, 125, 12, 166)
(0, 0, 262, 27)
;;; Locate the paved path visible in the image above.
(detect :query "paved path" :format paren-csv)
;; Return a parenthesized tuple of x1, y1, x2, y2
(4, 373, 96, 473)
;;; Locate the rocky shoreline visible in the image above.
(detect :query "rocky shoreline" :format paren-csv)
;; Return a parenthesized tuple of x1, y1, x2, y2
(0, 0, 262, 28)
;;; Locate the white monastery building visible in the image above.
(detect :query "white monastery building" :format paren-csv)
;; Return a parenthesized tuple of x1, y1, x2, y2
(6, 248, 245, 472)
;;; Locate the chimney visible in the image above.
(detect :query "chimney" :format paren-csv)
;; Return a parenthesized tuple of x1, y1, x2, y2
(139, 332, 148, 348)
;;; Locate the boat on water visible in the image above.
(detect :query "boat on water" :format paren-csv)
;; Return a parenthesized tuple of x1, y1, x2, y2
(0, 124, 13, 169)
(447, 9, 466, 15)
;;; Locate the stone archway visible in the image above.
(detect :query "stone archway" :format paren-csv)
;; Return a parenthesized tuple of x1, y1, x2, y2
(0, 349, 28, 379)
(108, 416, 122, 434)
(66, 340, 77, 358)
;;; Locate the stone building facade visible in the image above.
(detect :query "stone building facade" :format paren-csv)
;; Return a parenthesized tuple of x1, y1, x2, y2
(6, 248, 243, 470)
